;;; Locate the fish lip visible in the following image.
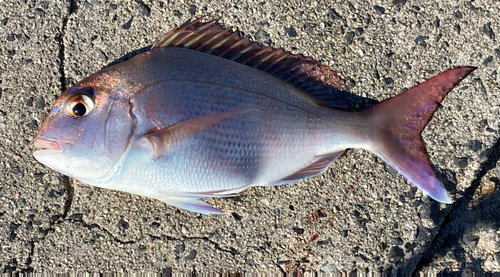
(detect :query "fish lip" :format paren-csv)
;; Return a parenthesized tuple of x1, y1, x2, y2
(33, 137, 69, 151)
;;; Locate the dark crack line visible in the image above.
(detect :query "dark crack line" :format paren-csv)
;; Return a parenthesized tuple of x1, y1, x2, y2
(76, 219, 137, 244)
(413, 134, 500, 272)
(58, 0, 78, 91)
(22, 2, 80, 272)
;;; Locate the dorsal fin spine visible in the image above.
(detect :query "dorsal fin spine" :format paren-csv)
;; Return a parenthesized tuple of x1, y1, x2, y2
(184, 34, 205, 47)
(217, 32, 242, 57)
(175, 31, 198, 47)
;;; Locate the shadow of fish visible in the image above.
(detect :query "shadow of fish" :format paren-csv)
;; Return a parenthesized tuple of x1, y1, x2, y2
(33, 19, 476, 214)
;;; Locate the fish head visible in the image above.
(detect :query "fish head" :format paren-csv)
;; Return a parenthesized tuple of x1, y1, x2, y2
(33, 71, 136, 182)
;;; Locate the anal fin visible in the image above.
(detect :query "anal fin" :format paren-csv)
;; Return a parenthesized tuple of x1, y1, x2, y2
(160, 197, 224, 214)
(272, 151, 344, 185)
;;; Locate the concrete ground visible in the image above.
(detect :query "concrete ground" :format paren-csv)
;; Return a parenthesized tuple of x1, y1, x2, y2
(0, 0, 499, 273)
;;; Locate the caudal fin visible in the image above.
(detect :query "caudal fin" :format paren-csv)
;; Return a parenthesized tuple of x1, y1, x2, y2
(364, 67, 476, 203)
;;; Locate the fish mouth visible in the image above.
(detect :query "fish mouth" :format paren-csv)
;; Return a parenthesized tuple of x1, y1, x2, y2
(33, 137, 67, 151)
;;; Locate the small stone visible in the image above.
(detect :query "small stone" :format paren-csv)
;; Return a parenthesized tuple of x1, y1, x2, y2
(48, 189, 65, 198)
(455, 24, 461, 34)
(173, 10, 182, 17)
(231, 212, 242, 221)
(374, 5, 385, 14)
(329, 8, 342, 20)
(26, 97, 33, 107)
(181, 225, 189, 235)
(466, 235, 479, 250)
(344, 31, 355, 45)
(454, 157, 469, 168)
(466, 139, 482, 151)
(137, 2, 150, 16)
(472, 78, 487, 94)
(1, 18, 8, 26)
(415, 35, 429, 47)
(137, 245, 147, 252)
(34, 96, 44, 110)
(246, 259, 255, 266)
(317, 238, 331, 245)
(68, 213, 83, 222)
(483, 23, 495, 40)
(261, 241, 271, 250)
(7, 50, 15, 58)
(254, 29, 270, 41)
(285, 26, 297, 37)
(174, 243, 185, 254)
(355, 27, 364, 36)
(468, 2, 479, 10)
(388, 246, 404, 261)
(434, 18, 440, 28)
(50, 214, 62, 223)
(345, 77, 356, 88)
(10, 167, 23, 176)
(118, 219, 129, 230)
(185, 250, 196, 260)
(292, 227, 304, 235)
(98, 50, 108, 63)
(483, 56, 493, 65)
(494, 48, 500, 59)
(9, 222, 20, 232)
(109, 3, 117, 10)
(188, 5, 196, 16)
(121, 17, 133, 30)
(258, 21, 270, 28)
(392, 0, 407, 5)
(481, 180, 495, 195)
(411, 5, 420, 12)
(390, 237, 404, 246)
(35, 8, 45, 17)
(453, 11, 463, 19)
(383, 77, 394, 84)
(6, 34, 15, 42)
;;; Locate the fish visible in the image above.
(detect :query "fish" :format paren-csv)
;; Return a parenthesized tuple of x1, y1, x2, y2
(33, 19, 476, 214)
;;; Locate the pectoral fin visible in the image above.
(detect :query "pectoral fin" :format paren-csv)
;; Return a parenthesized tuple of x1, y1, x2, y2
(144, 108, 259, 160)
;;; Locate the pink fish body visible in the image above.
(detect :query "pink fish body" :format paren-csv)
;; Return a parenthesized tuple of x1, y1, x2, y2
(33, 20, 475, 214)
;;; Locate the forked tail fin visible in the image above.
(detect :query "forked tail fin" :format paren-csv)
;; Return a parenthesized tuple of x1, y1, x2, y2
(363, 67, 476, 203)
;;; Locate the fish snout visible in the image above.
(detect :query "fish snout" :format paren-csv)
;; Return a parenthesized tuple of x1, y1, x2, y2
(34, 137, 65, 151)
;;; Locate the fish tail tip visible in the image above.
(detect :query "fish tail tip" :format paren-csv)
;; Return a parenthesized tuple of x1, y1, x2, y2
(451, 66, 477, 77)
(426, 182, 453, 204)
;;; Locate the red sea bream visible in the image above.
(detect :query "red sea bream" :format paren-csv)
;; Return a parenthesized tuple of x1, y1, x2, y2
(33, 20, 475, 214)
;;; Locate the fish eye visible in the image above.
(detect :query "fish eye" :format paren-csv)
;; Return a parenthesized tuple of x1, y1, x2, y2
(66, 92, 95, 118)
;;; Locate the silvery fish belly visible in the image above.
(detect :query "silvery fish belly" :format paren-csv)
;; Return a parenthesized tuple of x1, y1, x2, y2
(33, 20, 475, 214)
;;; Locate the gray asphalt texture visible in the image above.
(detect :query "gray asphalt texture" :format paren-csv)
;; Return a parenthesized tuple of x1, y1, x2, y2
(0, 0, 499, 273)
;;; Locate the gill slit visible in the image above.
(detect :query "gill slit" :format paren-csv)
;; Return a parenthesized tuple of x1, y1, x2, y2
(99, 98, 137, 180)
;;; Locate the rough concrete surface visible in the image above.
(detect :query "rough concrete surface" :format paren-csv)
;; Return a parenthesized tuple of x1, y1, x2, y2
(0, 0, 499, 273)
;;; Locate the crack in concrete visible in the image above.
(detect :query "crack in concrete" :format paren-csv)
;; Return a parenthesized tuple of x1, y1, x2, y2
(21, 1, 80, 272)
(58, 0, 78, 91)
(413, 135, 500, 272)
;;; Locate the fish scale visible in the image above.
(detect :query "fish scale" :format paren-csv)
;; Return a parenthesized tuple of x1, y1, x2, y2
(33, 20, 475, 213)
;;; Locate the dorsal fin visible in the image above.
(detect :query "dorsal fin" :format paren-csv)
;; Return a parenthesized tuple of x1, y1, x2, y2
(152, 19, 346, 97)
